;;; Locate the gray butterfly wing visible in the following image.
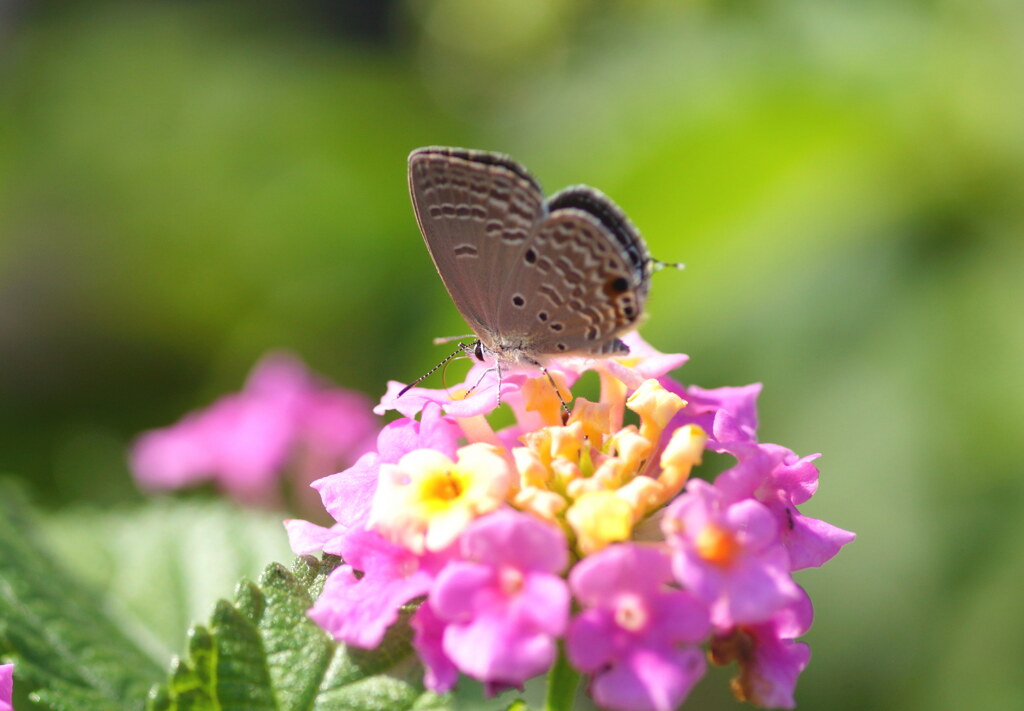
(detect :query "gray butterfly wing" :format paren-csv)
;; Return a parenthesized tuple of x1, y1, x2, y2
(492, 186, 652, 359)
(408, 147, 546, 342)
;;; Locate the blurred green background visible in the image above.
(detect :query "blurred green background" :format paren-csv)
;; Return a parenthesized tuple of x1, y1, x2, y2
(1, 0, 1022, 709)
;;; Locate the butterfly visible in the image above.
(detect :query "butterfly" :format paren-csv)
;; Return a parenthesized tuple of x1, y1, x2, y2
(402, 146, 679, 400)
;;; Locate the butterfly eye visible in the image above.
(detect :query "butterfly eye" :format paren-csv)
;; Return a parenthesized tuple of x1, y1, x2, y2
(474, 342, 486, 361)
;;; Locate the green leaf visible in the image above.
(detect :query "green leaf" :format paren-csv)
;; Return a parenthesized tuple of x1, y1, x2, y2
(0, 480, 164, 710)
(150, 555, 451, 711)
(2, 483, 449, 710)
(38, 497, 295, 660)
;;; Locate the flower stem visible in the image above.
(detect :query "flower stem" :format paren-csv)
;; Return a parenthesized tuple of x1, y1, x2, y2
(544, 646, 581, 711)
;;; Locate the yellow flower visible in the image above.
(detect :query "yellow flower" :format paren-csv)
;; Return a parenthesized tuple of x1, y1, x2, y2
(567, 490, 634, 554)
(567, 398, 612, 444)
(369, 442, 511, 553)
(654, 424, 707, 506)
(627, 378, 686, 445)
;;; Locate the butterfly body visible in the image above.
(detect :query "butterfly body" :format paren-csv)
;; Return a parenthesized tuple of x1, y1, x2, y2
(408, 146, 655, 370)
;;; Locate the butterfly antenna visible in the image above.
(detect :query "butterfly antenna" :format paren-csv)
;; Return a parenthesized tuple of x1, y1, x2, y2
(432, 334, 476, 345)
(398, 343, 473, 398)
(652, 258, 685, 272)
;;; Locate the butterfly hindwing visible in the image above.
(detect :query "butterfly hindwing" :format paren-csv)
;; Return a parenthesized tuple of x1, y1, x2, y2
(492, 205, 648, 358)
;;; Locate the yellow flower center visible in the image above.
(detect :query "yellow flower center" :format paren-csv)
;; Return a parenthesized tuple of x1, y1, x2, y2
(507, 376, 707, 556)
(369, 443, 511, 553)
(418, 470, 463, 507)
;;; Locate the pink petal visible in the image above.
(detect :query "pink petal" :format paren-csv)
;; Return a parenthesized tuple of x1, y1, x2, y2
(569, 544, 673, 607)
(590, 647, 705, 711)
(412, 604, 459, 693)
(313, 451, 381, 529)
(430, 561, 494, 622)
(308, 530, 441, 648)
(459, 509, 568, 574)
(442, 608, 558, 685)
(283, 519, 344, 555)
(718, 548, 799, 626)
(784, 513, 856, 571)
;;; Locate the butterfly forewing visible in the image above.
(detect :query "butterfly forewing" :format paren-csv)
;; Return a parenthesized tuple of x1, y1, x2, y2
(408, 148, 546, 340)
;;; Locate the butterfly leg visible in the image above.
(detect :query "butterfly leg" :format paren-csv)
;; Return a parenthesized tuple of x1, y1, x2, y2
(463, 364, 498, 400)
(524, 357, 571, 424)
(495, 361, 503, 410)
(545, 368, 571, 424)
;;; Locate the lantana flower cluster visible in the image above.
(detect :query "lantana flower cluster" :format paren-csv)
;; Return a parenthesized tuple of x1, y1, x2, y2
(286, 333, 854, 711)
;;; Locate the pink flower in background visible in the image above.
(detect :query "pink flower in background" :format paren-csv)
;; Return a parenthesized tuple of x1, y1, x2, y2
(0, 664, 12, 711)
(131, 352, 377, 509)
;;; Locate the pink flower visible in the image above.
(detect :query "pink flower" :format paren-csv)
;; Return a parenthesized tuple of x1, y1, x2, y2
(315, 403, 461, 532)
(375, 355, 580, 421)
(131, 352, 377, 508)
(600, 332, 690, 388)
(308, 528, 452, 649)
(567, 545, 710, 711)
(0, 664, 12, 711)
(715, 443, 856, 570)
(709, 588, 813, 709)
(663, 480, 800, 627)
(287, 403, 464, 555)
(369, 443, 512, 554)
(375, 370, 532, 419)
(429, 510, 570, 688)
(662, 380, 762, 452)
